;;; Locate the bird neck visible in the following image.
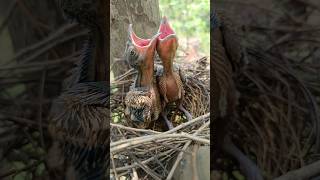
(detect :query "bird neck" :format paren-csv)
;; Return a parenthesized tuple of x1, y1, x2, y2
(137, 58, 154, 88)
(162, 58, 174, 75)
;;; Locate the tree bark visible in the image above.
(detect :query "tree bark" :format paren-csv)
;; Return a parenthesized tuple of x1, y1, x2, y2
(110, 0, 161, 77)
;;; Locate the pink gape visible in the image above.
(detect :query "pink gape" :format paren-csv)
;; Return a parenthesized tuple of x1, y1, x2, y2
(129, 16, 175, 46)
(130, 27, 152, 47)
(158, 16, 175, 40)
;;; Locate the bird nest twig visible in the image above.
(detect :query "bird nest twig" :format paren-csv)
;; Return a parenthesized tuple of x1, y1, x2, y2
(110, 57, 210, 179)
(110, 113, 210, 179)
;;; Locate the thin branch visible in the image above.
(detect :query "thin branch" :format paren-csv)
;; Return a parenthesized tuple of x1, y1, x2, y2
(274, 160, 320, 180)
(111, 132, 209, 153)
(38, 68, 46, 148)
(0, 52, 79, 71)
(1, 116, 48, 129)
(166, 121, 210, 180)
(1, 23, 81, 65)
(111, 123, 161, 135)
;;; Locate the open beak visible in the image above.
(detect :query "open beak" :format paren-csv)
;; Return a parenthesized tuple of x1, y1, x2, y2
(157, 16, 177, 41)
(128, 24, 160, 58)
(156, 17, 178, 60)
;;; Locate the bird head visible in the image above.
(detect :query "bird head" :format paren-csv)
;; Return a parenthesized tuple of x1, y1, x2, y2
(125, 25, 160, 70)
(124, 90, 153, 128)
(156, 16, 178, 62)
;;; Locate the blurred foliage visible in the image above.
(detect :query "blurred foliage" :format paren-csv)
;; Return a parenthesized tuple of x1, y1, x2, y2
(159, 0, 210, 55)
(0, 14, 14, 64)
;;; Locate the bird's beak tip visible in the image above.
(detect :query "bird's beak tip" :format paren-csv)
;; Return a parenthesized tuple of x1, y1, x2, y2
(162, 16, 168, 23)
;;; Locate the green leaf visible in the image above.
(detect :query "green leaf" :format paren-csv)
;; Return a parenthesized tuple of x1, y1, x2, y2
(159, 0, 210, 55)
(13, 172, 27, 180)
(35, 163, 45, 177)
(233, 170, 245, 180)
(21, 143, 34, 154)
(12, 161, 26, 169)
(13, 172, 32, 180)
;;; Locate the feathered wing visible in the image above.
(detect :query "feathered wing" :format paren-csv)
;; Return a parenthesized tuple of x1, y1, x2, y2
(157, 75, 168, 103)
(173, 72, 184, 99)
(151, 83, 162, 121)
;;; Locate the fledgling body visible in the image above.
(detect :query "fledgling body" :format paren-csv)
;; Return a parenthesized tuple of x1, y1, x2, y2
(156, 17, 192, 129)
(124, 25, 162, 129)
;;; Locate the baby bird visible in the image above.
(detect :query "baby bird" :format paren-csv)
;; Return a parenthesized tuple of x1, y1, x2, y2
(156, 16, 192, 129)
(124, 25, 162, 129)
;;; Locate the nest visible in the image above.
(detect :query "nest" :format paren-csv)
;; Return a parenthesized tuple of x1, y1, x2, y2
(110, 57, 210, 179)
(230, 47, 320, 179)
(215, 1, 320, 178)
(110, 114, 209, 179)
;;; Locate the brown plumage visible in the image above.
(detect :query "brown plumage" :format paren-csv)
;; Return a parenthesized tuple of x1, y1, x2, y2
(156, 20, 181, 103)
(124, 25, 162, 129)
(212, 11, 263, 180)
(156, 17, 192, 129)
(157, 71, 184, 104)
(124, 83, 162, 129)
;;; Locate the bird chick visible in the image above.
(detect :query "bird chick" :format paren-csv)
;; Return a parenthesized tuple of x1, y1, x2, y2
(124, 25, 162, 129)
(156, 16, 192, 129)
